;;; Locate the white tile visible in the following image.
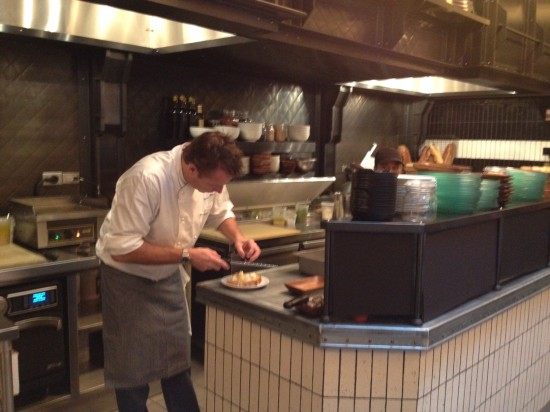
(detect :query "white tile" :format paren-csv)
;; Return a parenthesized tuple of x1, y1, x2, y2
(223, 351, 232, 401)
(370, 398, 387, 412)
(258, 367, 269, 412)
(267, 372, 279, 412)
(323, 348, 341, 397)
(250, 323, 261, 366)
(340, 350, 357, 397)
(232, 316, 242, 358)
(451, 374, 459, 412)
(322, 397, 339, 412)
(466, 328, 475, 368)
(260, 326, 271, 370)
(432, 345, 441, 390)
(289, 382, 301, 412)
(418, 350, 428, 396)
(338, 397, 355, 412)
(206, 389, 215, 412)
(444, 372, 454, 412)
(424, 349, 434, 395)
(279, 378, 290, 412)
(215, 348, 224, 397)
(311, 393, 323, 412)
(224, 312, 233, 352)
(439, 341, 448, 387)
(270, 330, 281, 376)
(371, 350, 388, 398)
(300, 388, 313, 412)
(231, 355, 241, 406)
(446, 338, 456, 381)
(355, 350, 373, 398)
(290, 338, 303, 384)
(387, 351, 404, 399)
(457, 371, 466, 412)
(312, 346, 325, 395)
(216, 309, 225, 349)
(206, 343, 216, 391)
(453, 334, 463, 377)
(402, 350, 420, 399)
(241, 319, 251, 362)
(401, 399, 417, 412)
(301, 342, 314, 391)
(280, 335, 292, 380)
(249, 364, 260, 412)
(437, 381, 446, 412)
(354, 398, 371, 412)
(205, 306, 214, 344)
(240, 360, 250, 411)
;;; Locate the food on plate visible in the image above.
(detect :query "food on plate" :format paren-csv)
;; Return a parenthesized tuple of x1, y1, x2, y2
(429, 143, 444, 164)
(442, 143, 457, 164)
(226, 270, 262, 287)
(418, 146, 431, 163)
(397, 144, 412, 165)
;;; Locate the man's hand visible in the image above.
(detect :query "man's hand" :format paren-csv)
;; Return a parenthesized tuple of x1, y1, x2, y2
(234, 238, 261, 262)
(190, 247, 230, 272)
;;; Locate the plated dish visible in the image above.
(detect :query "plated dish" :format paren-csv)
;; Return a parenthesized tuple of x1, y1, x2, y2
(221, 272, 269, 290)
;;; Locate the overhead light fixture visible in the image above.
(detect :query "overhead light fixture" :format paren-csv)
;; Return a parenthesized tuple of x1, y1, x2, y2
(344, 76, 517, 96)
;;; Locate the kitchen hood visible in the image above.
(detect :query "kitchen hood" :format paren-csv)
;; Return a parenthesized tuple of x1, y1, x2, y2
(0, 0, 250, 53)
(343, 76, 519, 97)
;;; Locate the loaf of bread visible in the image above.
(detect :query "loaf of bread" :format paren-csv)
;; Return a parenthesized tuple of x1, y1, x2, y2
(397, 145, 412, 165)
(419, 146, 431, 162)
(429, 144, 444, 164)
(442, 143, 457, 164)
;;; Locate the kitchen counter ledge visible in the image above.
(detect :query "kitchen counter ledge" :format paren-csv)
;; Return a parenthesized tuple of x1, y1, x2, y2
(0, 246, 100, 286)
(196, 263, 550, 350)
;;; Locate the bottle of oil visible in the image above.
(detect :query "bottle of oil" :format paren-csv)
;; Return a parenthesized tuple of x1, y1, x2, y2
(196, 104, 205, 127)
(170, 94, 179, 140)
(187, 96, 197, 128)
(178, 95, 190, 141)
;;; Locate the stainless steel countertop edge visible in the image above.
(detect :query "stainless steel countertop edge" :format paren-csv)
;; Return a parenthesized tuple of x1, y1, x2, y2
(196, 264, 550, 351)
(0, 249, 100, 286)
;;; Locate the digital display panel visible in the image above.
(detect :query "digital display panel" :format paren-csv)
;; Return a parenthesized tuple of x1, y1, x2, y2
(32, 291, 47, 304)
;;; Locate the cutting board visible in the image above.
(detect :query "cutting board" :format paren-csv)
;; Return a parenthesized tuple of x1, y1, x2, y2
(0, 244, 48, 269)
(200, 222, 301, 243)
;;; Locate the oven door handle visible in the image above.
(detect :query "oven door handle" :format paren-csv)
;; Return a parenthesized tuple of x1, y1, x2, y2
(14, 316, 62, 331)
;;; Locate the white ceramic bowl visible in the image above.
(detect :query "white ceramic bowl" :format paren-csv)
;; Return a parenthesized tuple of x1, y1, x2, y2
(189, 126, 215, 138)
(270, 155, 280, 173)
(288, 124, 310, 142)
(241, 156, 250, 175)
(214, 125, 240, 141)
(238, 122, 263, 142)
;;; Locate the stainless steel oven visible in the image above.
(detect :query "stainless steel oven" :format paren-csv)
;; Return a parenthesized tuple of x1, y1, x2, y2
(0, 279, 69, 408)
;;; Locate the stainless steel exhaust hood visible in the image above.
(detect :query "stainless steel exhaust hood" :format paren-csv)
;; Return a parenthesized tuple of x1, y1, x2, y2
(0, 0, 250, 53)
(343, 76, 519, 97)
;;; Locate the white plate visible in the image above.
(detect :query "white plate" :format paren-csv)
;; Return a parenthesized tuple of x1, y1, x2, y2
(220, 275, 269, 290)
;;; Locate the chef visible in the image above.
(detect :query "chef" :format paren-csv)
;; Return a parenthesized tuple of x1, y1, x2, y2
(96, 132, 261, 412)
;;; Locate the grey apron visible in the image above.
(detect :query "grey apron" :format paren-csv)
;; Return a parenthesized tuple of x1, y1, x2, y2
(101, 264, 191, 388)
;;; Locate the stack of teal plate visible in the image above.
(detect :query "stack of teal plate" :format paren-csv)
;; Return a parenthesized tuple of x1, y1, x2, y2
(416, 171, 481, 214)
(477, 178, 500, 211)
(506, 167, 547, 202)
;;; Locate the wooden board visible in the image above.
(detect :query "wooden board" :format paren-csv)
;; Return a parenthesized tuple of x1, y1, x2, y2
(0, 244, 48, 269)
(285, 275, 324, 295)
(200, 222, 301, 243)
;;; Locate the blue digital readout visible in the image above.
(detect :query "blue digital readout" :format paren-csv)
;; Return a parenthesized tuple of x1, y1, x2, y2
(32, 291, 47, 304)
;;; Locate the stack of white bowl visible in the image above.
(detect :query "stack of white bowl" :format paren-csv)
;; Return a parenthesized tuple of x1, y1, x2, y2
(238, 122, 263, 142)
(288, 124, 310, 142)
(214, 125, 240, 141)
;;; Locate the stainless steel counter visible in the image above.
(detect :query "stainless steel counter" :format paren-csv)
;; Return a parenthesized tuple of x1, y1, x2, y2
(196, 264, 550, 350)
(0, 246, 100, 287)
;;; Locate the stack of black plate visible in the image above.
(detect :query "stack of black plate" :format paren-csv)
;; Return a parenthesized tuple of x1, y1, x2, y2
(350, 169, 397, 221)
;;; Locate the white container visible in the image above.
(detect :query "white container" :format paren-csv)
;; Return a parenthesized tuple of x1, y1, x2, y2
(238, 122, 263, 142)
(240, 156, 250, 175)
(288, 124, 310, 142)
(269, 155, 280, 173)
(214, 125, 240, 141)
(189, 126, 214, 138)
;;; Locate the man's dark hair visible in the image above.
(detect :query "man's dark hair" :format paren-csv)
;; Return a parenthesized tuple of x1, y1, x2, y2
(182, 132, 243, 177)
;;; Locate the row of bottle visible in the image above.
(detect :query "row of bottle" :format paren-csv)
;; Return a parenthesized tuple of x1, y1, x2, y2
(168, 94, 205, 141)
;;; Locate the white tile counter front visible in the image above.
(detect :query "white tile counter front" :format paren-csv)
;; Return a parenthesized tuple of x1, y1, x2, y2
(196, 266, 550, 412)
